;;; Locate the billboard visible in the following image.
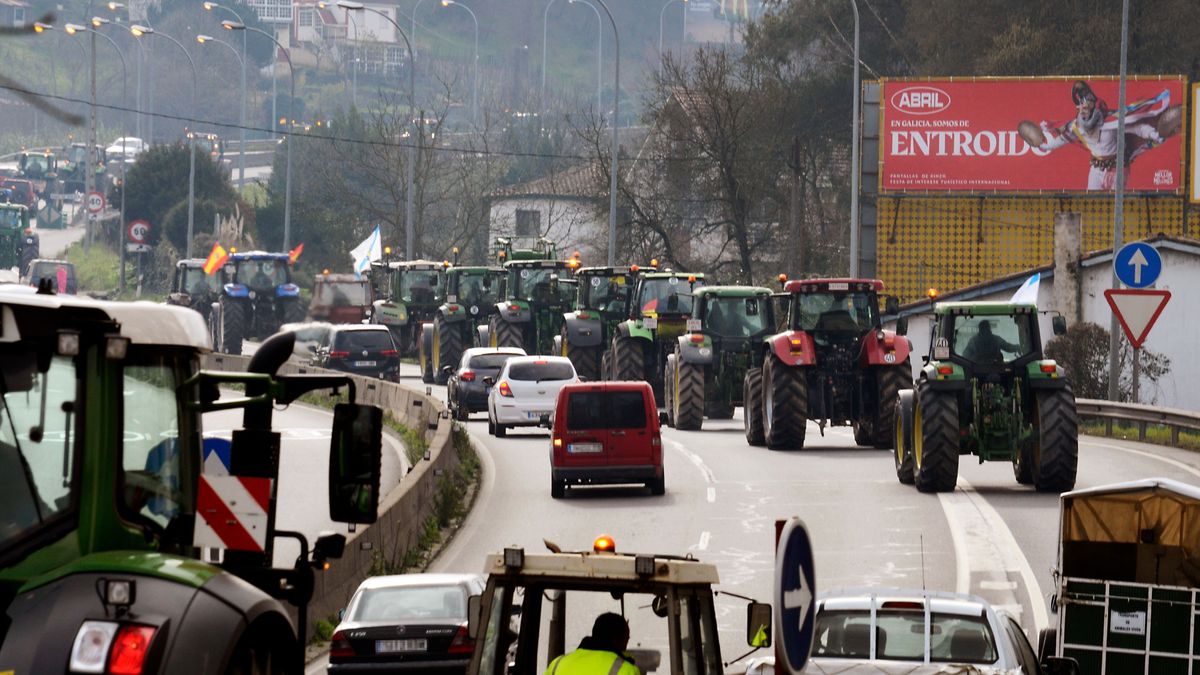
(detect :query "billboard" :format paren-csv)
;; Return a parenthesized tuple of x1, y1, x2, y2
(879, 76, 1185, 193)
(1192, 83, 1200, 203)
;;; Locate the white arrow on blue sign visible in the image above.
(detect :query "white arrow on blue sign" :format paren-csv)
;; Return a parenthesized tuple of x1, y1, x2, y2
(774, 517, 816, 674)
(1114, 241, 1162, 289)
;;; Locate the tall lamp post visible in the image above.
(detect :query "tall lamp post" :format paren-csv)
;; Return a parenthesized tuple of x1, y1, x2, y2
(412, 0, 428, 59)
(657, 0, 686, 79)
(105, 4, 144, 143)
(222, 20, 295, 251)
(337, 0, 417, 259)
(542, 0, 601, 117)
(131, 24, 197, 258)
(196, 33, 245, 192)
(582, 0, 619, 266)
(848, 0, 861, 277)
(202, 2, 247, 187)
(439, 0, 476, 124)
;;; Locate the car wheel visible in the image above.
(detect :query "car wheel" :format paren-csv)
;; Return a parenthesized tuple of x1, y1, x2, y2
(487, 414, 496, 436)
(649, 475, 665, 496)
(495, 422, 507, 438)
(551, 475, 565, 499)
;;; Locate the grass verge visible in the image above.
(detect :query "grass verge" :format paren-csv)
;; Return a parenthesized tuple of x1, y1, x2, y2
(1081, 419, 1200, 452)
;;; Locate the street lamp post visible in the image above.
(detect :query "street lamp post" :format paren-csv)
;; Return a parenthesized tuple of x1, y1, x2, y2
(131, 24, 197, 258)
(105, 3, 143, 142)
(439, 0, 477, 124)
(337, 0, 417, 259)
(197, 33, 245, 194)
(222, 21, 295, 251)
(658, 0, 686, 79)
(848, 0, 861, 277)
(412, 0, 428, 60)
(203, 2, 247, 188)
(568, 0, 602, 118)
(580, 0, 619, 266)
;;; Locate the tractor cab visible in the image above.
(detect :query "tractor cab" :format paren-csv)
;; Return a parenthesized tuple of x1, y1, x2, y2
(785, 278, 888, 345)
(0, 204, 37, 276)
(166, 258, 222, 320)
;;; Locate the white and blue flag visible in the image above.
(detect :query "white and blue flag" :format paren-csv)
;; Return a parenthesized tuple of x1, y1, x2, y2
(351, 225, 382, 276)
(1010, 272, 1040, 305)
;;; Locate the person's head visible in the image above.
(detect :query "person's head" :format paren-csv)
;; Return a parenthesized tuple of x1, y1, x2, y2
(1072, 81, 1102, 130)
(978, 320, 993, 335)
(590, 612, 630, 653)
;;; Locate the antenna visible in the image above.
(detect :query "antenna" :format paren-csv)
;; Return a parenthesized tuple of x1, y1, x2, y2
(920, 534, 927, 591)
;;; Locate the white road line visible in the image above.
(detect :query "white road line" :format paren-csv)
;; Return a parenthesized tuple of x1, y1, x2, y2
(1087, 441, 1200, 479)
(697, 531, 710, 551)
(668, 439, 716, 485)
(707, 487, 716, 503)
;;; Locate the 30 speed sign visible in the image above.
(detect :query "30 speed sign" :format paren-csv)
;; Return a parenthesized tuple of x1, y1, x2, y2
(86, 191, 105, 214)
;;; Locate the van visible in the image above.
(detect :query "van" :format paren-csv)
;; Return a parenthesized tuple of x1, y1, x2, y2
(548, 381, 665, 498)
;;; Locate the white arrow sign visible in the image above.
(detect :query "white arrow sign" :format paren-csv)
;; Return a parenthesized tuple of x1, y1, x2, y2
(1128, 248, 1149, 285)
(783, 561, 813, 631)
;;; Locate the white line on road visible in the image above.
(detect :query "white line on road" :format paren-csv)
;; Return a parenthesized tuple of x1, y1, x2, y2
(1087, 441, 1200, 479)
(667, 439, 716, 485)
(707, 487, 716, 503)
(697, 531, 710, 551)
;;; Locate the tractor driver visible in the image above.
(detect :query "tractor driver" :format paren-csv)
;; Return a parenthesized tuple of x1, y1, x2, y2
(544, 612, 639, 675)
(962, 320, 1023, 364)
(250, 262, 275, 289)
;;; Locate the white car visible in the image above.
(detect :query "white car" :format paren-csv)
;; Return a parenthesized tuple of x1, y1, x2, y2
(105, 137, 147, 159)
(485, 355, 578, 437)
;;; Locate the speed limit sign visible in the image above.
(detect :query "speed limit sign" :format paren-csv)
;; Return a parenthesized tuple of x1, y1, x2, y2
(127, 219, 151, 244)
(86, 191, 106, 214)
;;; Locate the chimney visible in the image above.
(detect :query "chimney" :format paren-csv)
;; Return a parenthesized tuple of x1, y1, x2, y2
(1053, 212, 1082, 325)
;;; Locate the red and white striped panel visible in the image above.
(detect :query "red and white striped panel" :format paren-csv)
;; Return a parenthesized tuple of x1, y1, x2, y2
(193, 475, 273, 552)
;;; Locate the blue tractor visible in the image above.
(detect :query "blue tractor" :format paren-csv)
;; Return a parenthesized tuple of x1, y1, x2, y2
(211, 251, 306, 354)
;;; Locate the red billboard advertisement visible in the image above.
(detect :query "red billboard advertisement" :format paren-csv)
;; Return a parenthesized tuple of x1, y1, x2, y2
(879, 77, 1185, 193)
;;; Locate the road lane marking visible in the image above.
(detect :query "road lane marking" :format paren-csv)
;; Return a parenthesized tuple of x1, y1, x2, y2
(667, 439, 716, 485)
(938, 477, 1048, 634)
(697, 531, 710, 550)
(1087, 441, 1200, 479)
(707, 487, 716, 503)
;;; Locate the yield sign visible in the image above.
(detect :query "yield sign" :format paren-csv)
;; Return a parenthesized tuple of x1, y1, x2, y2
(1104, 289, 1170, 349)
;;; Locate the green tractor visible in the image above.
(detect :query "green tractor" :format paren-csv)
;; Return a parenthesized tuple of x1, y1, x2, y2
(165, 258, 222, 322)
(0, 204, 38, 277)
(606, 269, 706, 404)
(663, 286, 776, 430)
(60, 142, 108, 194)
(16, 149, 59, 200)
(894, 301, 1077, 493)
(426, 262, 505, 385)
(486, 238, 576, 355)
(370, 259, 447, 359)
(554, 265, 638, 381)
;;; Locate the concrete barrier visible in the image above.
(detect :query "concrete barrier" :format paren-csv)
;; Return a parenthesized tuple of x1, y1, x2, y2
(201, 353, 459, 638)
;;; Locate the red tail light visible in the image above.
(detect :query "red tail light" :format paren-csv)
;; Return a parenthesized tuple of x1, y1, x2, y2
(689, 334, 705, 343)
(936, 365, 954, 376)
(651, 435, 661, 448)
(1040, 361, 1058, 373)
(108, 624, 157, 675)
(508, 304, 520, 311)
(330, 631, 354, 659)
(381, 349, 399, 357)
(448, 624, 474, 655)
(788, 337, 804, 350)
(461, 370, 476, 381)
(498, 381, 513, 397)
(329, 350, 350, 359)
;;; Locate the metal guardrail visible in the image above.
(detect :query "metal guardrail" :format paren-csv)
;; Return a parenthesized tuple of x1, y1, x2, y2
(1076, 398, 1200, 444)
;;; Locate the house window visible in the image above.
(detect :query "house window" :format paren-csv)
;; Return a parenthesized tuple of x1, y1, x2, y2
(299, 8, 313, 26)
(515, 209, 540, 236)
(13, 7, 25, 26)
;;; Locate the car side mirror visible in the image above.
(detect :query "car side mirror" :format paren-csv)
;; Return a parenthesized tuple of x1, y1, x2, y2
(885, 295, 900, 315)
(467, 595, 481, 639)
(746, 601, 772, 648)
(896, 316, 908, 336)
(1052, 315, 1067, 336)
(441, 365, 452, 374)
(328, 403, 383, 524)
(483, 376, 495, 386)
(337, 608, 345, 622)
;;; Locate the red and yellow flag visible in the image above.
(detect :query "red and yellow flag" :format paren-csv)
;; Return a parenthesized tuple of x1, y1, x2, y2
(203, 242, 228, 275)
(288, 242, 304, 265)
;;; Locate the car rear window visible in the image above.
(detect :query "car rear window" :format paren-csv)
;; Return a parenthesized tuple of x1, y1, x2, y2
(813, 609, 997, 663)
(335, 331, 394, 350)
(566, 391, 647, 430)
(350, 584, 466, 622)
(469, 353, 520, 370)
(507, 361, 574, 381)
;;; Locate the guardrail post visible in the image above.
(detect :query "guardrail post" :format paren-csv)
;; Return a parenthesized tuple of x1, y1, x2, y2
(1138, 421, 1147, 441)
(1105, 418, 1113, 436)
(1171, 426, 1180, 445)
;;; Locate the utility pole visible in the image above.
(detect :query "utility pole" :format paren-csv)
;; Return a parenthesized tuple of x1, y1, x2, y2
(86, 29, 97, 251)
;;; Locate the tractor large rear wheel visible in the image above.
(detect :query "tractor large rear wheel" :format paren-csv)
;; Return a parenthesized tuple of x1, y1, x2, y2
(419, 324, 434, 384)
(743, 367, 765, 446)
(673, 356, 705, 431)
(220, 297, 246, 356)
(282, 298, 306, 325)
(1032, 386, 1079, 493)
(762, 356, 806, 450)
(867, 365, 913, 449)
(612, 335, 644, 382)
(893, 390, 916, 485)
(433, 315, 463, 386)
(562, 327, 600, 381)
(913, 383, 959, 492)
(600, 350, 613, 381)
(489, 315, 523, 349)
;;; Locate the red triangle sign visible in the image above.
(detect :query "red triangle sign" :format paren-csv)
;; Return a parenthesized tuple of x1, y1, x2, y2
(1103, 289, 1170, 349)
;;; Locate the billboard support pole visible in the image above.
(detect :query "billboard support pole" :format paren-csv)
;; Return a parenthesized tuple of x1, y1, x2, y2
(1107, 0, 1131, 402)
(848, 0, 860, 278)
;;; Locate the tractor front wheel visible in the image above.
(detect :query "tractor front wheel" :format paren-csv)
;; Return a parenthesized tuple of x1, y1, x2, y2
(867, 365, 913, 449)
(220, 297, 246, 356)
(762, 356, 806, 450)
(673, 355, 705, 431)
(433, 315, 463, 386)
(893, 390, 916, 485)
(1032, 386, 1079, 493)
(743, 367, 765, 446)
(913, 383, 959, 492)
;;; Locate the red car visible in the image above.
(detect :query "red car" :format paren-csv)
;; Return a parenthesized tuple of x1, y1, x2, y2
(0, 178, 37, 209)
(548, 381, 666, 498)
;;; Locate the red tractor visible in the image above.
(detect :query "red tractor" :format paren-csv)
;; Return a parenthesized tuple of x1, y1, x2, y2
(744, 278, 912, 450)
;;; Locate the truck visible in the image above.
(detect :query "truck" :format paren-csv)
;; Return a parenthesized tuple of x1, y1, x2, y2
(166, 258, 222, 322)
(663, 286, 776, 431)
(371, 259, 447, 359)
(892, 301, 1076, 493)
(209, 251, 307, 354)
(427, 262, 505, 385)
(486, 237, 576, 356)
(0, 203, 38, 277)
(465, 535, 773, 675)
(0, 287, 385, 673)
(1044, 478, 1199, 674)
(309, 271, 374, 324)
(743, 278, 912, 450)
(556, 265, 638, 381)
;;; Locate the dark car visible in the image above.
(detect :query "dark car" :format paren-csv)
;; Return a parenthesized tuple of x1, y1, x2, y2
(312, 324, 400, 381)
(329, 573, 486, 673)
(23, 258, 77, 294)
(445, 346, 526, 421)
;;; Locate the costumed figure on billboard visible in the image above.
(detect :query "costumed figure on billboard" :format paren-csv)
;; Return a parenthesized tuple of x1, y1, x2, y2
(1017, 80, 1182, 190)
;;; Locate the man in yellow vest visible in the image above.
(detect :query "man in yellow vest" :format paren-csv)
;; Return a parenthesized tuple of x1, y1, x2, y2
(544, 612, 640, 675)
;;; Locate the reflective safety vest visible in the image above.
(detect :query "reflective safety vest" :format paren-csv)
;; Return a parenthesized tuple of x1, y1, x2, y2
(544, 648, 640, 675)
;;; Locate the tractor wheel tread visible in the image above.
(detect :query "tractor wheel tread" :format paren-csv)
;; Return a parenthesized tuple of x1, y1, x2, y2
(434, 315, 463, 386)
(1033, 386, 1079, 493)
(763, 356, 807, 450)
(743, 367, 765, 446)
(871, 365, 913, 449)
(490, 316, 523, 350)
(673, 357, 705, 431)
(913, 383, 959, 492)
(220, 297, 246, 356)
(612, 335, 644, 382)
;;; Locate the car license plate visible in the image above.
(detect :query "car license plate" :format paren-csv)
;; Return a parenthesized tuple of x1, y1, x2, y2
(376, 639, 427, 653)
(526, 411, 550, 420)
(686, 319, 702, 332)
(354, 360, 377, 367)
(568, 442, 602, 453)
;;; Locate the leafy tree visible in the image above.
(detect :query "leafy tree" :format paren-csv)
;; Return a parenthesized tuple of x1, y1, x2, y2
(123, 143, 241, 252)
(1044, 321, 1171, 403)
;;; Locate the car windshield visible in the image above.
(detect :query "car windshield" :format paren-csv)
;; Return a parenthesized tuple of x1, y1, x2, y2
(813, 609, 997, 664)
(792, 292, 878, 333)
(236, 259, 288, 290)
(952, 314, 1034, 365)
(349, 584, 468, 622)
(581, 273, 632, 313)
(398, 269, 442, 303)
(0, 209, 22, 228)
(468, 353, 520, 370)
(30, 263, 76, 293)
(638, 277, 702, 316)
(704, 296, 769, 338)
(0, 350, 78, 548)
(455, 273, 500, 307)
(335, 331, 394, 351)
(183, 267, 220, 295)
(507, 361, 574, 381)
(315, 282, 371, 306)
(511, 266, 572, 304)
(566, 391, 646, 430)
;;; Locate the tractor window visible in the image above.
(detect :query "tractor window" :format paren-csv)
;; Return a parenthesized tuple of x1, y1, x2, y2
(184, 267, 220, 295)
(705, 297, 769, 338)
(512, 267, 571, 304)
(583, 274, 631, 313)
(399, 270, 442, 303)
(238, 259, 287, 289)
(792, 292, 878, 333)
(639, 277, 702, 316)
(121, 358, 193, 531)
(952, 314, 1032, 365)
(315, 282, 370, 307)
(0, 209, 21, 228)
(0, 352, 78, 548)
(457, 274, 499, 308)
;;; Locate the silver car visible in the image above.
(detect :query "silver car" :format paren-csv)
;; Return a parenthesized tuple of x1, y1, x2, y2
(485, 355, 578, 437)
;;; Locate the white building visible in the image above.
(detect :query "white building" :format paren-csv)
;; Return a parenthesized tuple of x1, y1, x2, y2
(486, 164, 608, 263)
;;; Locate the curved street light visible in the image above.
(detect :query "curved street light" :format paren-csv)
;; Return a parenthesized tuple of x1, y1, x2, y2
(568, 0, 602, 118)
(658, 0, 686, 79)
(439, 0, 477, 125)
(196, 33, 245, 189)
(586, 0, 620, 266)
(203, 2, 249, 181)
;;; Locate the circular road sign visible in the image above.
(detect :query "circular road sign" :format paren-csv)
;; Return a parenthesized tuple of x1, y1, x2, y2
(127, 219, 151, 244)
(775, 517, 816, 674)
(1113, 241, 1162, 289)
(86, 191, 106, 214)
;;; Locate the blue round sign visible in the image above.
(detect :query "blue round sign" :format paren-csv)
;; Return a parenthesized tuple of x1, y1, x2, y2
(774, 518, 816, 674)
(1114, 242, 1162, 289)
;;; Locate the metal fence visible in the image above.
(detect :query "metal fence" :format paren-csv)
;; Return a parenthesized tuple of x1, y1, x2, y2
(1077, 398, 1200, 446)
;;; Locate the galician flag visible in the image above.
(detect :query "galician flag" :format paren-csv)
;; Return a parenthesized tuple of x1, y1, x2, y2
(351, 226, 382, 276)
(1010, 272, 1040, 305)
(203, 242, 228, 275)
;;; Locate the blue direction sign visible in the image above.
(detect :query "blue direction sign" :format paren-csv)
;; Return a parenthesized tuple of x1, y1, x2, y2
(775, 517, 816, 674)
(1114, 241, 1162, 289)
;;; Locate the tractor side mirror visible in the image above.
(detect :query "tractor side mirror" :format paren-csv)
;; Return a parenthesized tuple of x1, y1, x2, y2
(441, 365, 452, 374)
(885, 295, 900, 315)
(746, 601, 772, 648)
(467, 595, 481, 639)
(483, 376, 495, 386)
(1052, 315, 1067, 336)
(312, 532, 346, 563)
(328, 403, 383, 524)
(896, 316, 909, 336)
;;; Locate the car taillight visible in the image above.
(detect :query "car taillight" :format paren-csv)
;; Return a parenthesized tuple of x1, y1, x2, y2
(448, 624, 474, 655)
(788, 337, 804, 350)
(651, 435, 661, 448)
(498, 381, 513, 397)
(553, 437, 563, 448)
(108, 624, 157, 675)
(330, 631, 355, 659)
(329, 350, 350, 359)
(461, 370, 476, 381)
(381, 349, 399, 357)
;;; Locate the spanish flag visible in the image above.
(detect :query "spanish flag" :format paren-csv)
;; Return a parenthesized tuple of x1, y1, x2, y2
(203, 242, 228, 275)
(288, 242, 304, 265)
